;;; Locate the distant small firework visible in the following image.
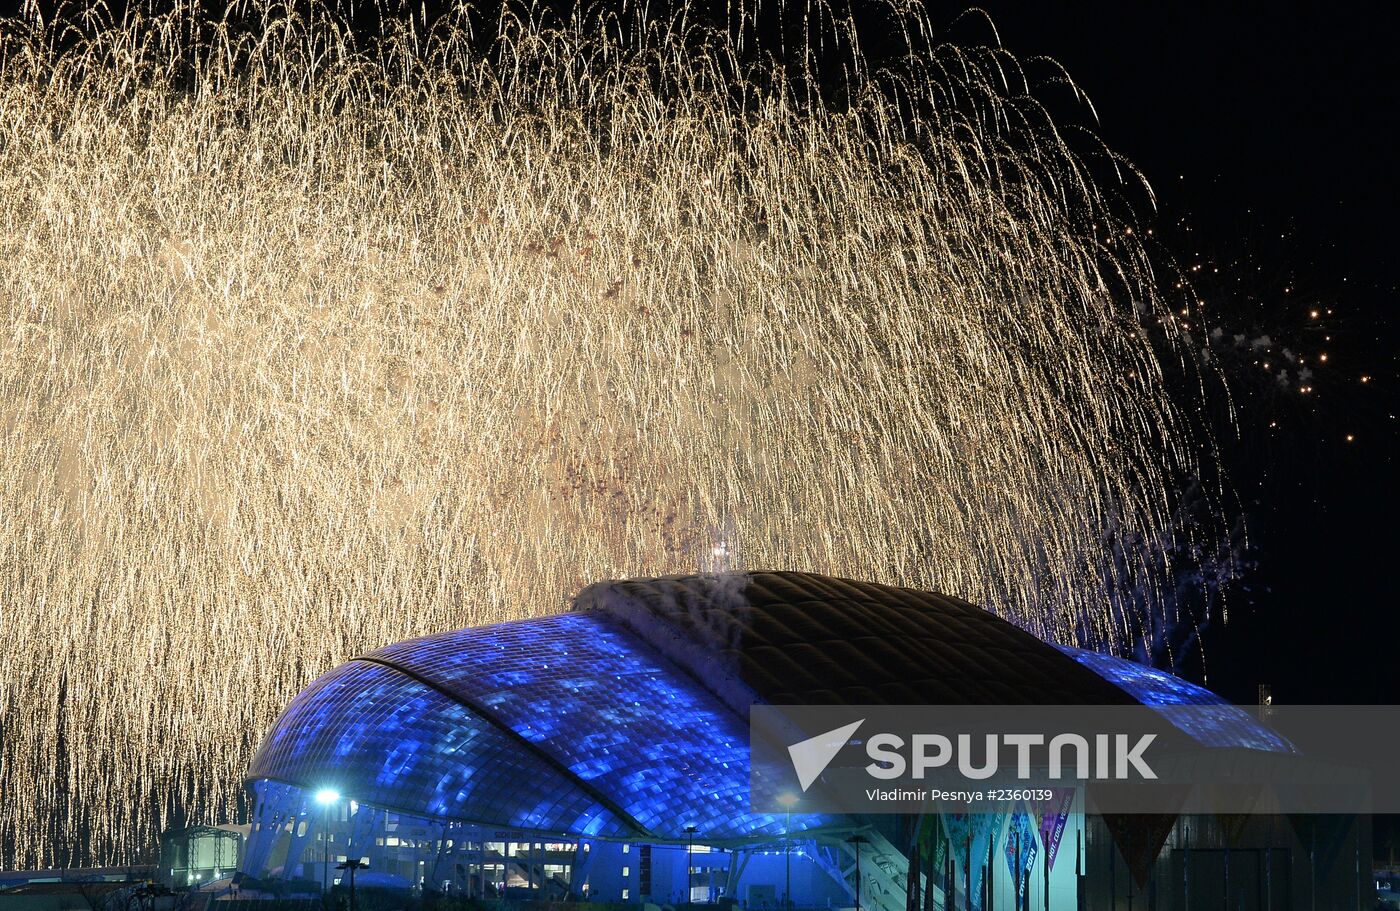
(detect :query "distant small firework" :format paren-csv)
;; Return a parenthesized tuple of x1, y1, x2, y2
(0, 0, 1220, 868)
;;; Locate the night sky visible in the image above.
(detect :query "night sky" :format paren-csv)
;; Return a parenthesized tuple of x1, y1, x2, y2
(922, 3, 1399, 705)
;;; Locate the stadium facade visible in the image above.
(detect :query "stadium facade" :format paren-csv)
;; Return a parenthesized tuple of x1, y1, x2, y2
(241, 572, 1370, 910)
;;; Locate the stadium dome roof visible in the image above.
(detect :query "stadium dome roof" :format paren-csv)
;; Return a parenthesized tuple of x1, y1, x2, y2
(247, 571, 1286, 845)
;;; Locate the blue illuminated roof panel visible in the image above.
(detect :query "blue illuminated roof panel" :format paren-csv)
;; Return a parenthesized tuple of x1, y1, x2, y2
(247, 659, 631, 836)
(369, 613, 844, 840)
(1056, 646, 1293, 752)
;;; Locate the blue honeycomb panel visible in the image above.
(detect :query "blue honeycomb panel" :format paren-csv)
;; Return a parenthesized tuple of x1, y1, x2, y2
(369, 614, 846, 840)
(1056, 646, 1293, 752)
(247, 659, 631, 837)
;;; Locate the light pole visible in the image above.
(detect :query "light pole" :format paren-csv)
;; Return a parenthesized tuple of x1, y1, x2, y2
(336, 858, 368, 911)
(314, 789, 341, 906)
(684, 826, 698, 907)
(777, 793, 798, 910)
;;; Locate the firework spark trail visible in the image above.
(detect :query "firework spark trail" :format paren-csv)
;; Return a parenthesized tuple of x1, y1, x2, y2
(0, 0, 1216, 867)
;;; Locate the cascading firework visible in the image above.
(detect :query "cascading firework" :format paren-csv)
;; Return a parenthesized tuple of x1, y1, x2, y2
(0, 0, 1223, 867)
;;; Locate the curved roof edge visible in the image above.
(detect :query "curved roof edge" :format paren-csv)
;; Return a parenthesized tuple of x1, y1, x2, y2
(573, 573, 767, 720)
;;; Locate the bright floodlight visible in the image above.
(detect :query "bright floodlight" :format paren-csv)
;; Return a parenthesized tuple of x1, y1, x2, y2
(314, 788, 341, 805)
(777, 792, 799, 807)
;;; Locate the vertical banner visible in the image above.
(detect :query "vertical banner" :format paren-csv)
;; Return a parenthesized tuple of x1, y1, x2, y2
(945, 813, 971, 854)
(968, 812, 1001, 911)
(1035, 789, 1076, 873)
(1003, 804, 1038, 908)
(922, 813, 949, 878)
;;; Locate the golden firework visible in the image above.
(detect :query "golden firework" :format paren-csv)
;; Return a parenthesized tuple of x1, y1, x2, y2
(0, 0, 1218, 867)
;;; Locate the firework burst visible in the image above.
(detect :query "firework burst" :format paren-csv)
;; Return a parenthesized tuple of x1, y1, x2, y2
(0, 0, 1218, 867)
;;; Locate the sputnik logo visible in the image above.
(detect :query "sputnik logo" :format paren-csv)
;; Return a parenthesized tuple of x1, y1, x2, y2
(788, 719, 864, 791)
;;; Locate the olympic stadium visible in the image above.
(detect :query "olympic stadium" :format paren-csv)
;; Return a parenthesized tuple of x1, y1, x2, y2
(239, 572, 1369, 910)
